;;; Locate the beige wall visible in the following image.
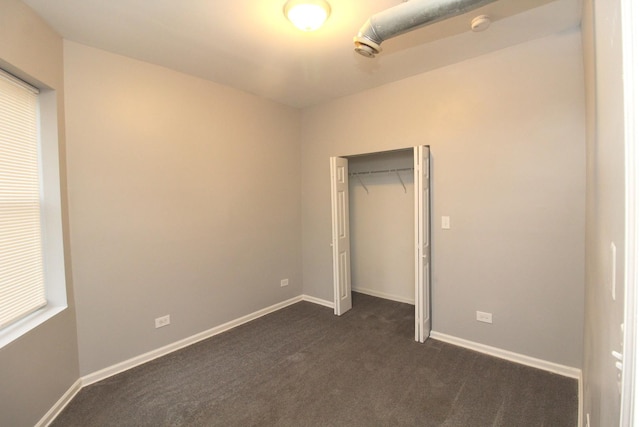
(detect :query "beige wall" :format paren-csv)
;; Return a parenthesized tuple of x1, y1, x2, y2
(63, 41, 302, 375)
(0, 1, 79, 426)
(301, 30, 586, 368)
(0, 1, 596, 422)
(582, 0, 626, 424)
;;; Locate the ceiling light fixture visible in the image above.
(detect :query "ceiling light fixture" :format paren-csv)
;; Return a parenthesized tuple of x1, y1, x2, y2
(284, 0, 331, 32)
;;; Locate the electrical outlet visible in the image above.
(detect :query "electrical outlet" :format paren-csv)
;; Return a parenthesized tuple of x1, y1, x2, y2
(476, 311, 492, 324)
(280, 279, 289, 287)
(155, 315, 170, 328)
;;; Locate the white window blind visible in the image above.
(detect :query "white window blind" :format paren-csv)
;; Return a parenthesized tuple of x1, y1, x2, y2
(0, 69, 46, 329)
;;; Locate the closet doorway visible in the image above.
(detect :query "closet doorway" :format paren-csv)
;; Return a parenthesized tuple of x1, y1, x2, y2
(330, 146, 431, 342)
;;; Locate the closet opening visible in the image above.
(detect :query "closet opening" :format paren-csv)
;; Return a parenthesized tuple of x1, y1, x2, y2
(330, 146, 431, 342)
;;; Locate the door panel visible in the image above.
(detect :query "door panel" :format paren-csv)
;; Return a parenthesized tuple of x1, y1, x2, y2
(331, 157, 352, 315)
(415, 146, 431, 342)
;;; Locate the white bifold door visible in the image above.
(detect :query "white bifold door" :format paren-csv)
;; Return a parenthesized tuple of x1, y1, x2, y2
(330, 146, 431, 342)
(330, 156, 352, 316)
(414, 145, 431, 343)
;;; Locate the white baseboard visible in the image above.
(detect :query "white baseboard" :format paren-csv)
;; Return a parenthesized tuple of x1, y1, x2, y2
(352, 287, 414, 305)
(301, 294, 334, 309)
(36, 378, 82, 427)
(430, 331, 582, 380)
(578, 371, 583, 427)
(42, 298, 583, 426)
(81, 295, 305, 386)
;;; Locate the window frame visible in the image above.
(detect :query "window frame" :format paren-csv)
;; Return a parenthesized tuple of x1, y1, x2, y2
(0, 67, 68, 348)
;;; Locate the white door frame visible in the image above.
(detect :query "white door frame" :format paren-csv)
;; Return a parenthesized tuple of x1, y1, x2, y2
(414, 145, 431, 343)
(330, 147, 431, 343)
(620, 0, 640, 423)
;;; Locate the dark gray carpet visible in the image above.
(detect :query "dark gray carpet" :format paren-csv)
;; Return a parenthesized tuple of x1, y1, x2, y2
(52, 293, 578, 426)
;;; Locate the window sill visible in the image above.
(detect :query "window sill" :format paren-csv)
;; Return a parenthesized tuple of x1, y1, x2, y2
(0, 304, 67, 349)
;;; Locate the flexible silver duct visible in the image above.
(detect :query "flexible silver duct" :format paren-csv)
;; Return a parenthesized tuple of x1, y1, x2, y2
(354, 0, 498, 58)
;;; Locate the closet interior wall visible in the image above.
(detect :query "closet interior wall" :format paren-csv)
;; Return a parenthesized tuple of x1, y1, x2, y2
(348, 149, 415, 304)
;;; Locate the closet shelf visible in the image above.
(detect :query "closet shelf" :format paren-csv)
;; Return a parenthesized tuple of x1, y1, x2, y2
(349, 167, 414, 194)
(348, 167, 414, 177)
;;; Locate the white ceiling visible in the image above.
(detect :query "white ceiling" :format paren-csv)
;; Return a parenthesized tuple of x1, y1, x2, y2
(23, 0, 582, 108)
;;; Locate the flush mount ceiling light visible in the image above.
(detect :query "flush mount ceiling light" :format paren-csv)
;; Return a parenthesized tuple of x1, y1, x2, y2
(284, 0, 331, 32)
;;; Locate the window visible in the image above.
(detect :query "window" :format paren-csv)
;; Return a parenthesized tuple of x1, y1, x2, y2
(0, 68, 67, 346)
(0, 69, 45, 328)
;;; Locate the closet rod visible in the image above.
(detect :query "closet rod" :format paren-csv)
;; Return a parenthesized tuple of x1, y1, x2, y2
(348, 167, 414, 177)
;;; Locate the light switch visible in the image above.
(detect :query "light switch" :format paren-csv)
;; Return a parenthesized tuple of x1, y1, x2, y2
(441, 216, 450, 229)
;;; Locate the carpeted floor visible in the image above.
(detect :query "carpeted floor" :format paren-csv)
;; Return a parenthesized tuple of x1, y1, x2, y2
(52, 293, 578, 426)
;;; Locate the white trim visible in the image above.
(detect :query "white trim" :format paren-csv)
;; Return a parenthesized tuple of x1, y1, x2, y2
(0, 85, 68, 349)
(44, 297, 585, 425)
(579, 370, 584, 427)
(81, 296, 304, 386)
(352, 287, 414, 305)
(0, 305, 66, 349)
(301, 294, 335, 309)
(36, 379, 82, 427)
(620, 0, 640, 424)
(430, 331, 582, 379)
